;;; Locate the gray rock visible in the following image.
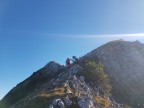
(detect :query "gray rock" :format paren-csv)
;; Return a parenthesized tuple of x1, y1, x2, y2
(57, 99, 64, 108)
(78, 99, 94, 108)
(72, 75, 77, 81)
(63, 83, 68, 87)
(78, 99, 85, 108)
(49, 104, 53, 108)
(80, 76, 85, 82)
(77, 96, 83, 101)
(64, 98, 72, 106)
(69, 82, 76, 89)
(52, 99, 64, 108)
(69, 64, 82, 74)
(52, 99, 61, 106)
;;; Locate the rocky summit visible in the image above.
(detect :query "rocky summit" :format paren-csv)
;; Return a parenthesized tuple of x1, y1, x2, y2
(1, 40, 144, 108)
(86, 40, 144, 108)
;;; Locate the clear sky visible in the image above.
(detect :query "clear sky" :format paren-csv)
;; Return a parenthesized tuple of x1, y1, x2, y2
(1, 0, 144, 100)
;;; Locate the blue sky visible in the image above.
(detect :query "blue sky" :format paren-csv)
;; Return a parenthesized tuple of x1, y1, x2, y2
(1, 0, 144, 100)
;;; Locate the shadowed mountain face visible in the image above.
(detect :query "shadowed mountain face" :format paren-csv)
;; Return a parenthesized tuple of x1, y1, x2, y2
(86, 40, 144, 108)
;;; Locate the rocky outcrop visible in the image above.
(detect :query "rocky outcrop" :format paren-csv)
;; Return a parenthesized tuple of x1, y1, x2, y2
(1, 62, 120, 108)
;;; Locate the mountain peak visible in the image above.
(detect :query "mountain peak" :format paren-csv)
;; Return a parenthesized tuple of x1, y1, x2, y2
(45, 61, 60, 67)
(86, 40, 144, 108)
(106, 39, 142, 46)
(44, 61, 63, 73)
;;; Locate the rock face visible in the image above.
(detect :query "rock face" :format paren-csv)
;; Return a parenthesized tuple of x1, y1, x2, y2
(86, 40, 144, 108)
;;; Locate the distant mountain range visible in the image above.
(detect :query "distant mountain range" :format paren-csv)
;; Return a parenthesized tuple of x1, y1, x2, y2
(1, 40, 144, 108)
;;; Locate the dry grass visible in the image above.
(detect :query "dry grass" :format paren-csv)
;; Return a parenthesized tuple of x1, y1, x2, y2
(95, 96, 111, 108)
(39, 87, 65, 97)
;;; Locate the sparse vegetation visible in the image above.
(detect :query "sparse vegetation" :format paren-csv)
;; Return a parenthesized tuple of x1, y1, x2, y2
(95, 96, 111, 107)
(123, 104, 132, 108)
(10, 87, 66, 108)
(12, 96, 52, 108)
(39, 87, 65, 97)
(0, 69, 50, 108)
(79, 59, 112, 94)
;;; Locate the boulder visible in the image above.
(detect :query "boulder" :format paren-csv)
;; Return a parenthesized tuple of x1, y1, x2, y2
(57, 100, 64, 108)
(77, 96, 84, 101)
(49, 104, 53, 108)
(64, 97, 72, 106)
(52, 98, 64, 108)
(52, 99, 61, 106)
(69, 82, 76, 89)
(66, 89, 72, 94)
(73, 75, 77, 81)
(78, 98, 94, 108)
(80, 76, 85, 82)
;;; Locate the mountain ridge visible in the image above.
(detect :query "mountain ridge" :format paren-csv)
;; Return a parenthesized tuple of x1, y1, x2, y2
(2, 40, 144, 108)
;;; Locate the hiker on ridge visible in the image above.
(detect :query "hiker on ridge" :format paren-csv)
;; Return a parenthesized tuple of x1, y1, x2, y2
(72, 56, 79, 64)
(66, 58, 71, 69)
